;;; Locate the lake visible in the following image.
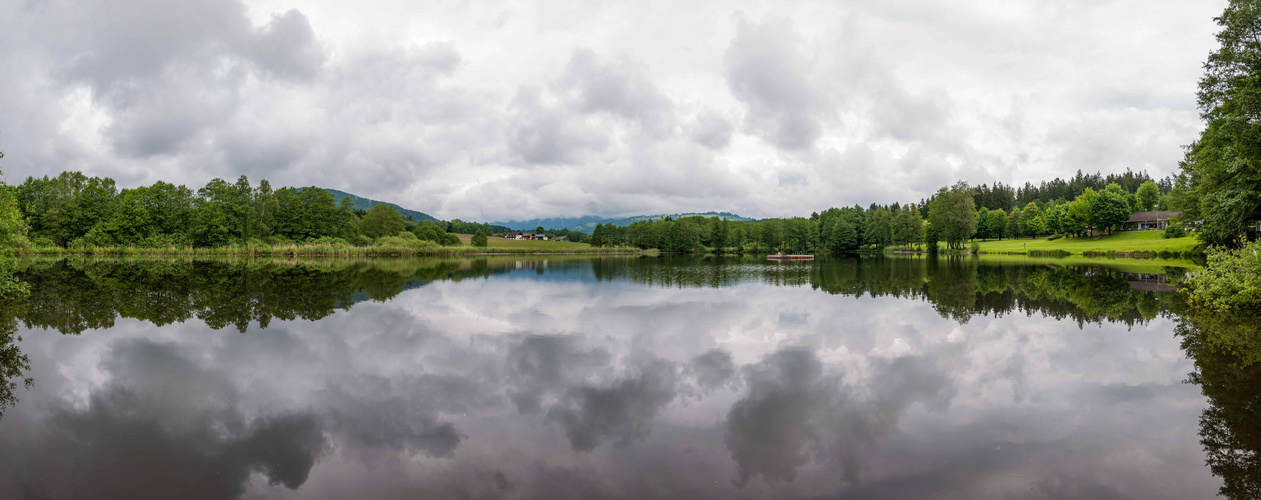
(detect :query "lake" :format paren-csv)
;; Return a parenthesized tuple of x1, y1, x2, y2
(0, 255, 1253, 499)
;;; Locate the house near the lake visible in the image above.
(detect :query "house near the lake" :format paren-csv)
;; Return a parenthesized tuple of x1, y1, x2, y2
(505, 232, 549, 240)
(1125, 211, 1181, 231)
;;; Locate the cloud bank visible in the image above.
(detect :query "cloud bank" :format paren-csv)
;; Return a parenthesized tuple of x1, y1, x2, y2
(0, 0, 1225, 220)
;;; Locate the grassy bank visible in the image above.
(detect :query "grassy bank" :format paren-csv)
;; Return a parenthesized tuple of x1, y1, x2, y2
(973, 231, 1202, 256)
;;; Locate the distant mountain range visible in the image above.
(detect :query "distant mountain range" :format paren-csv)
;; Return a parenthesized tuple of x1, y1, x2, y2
(312, 188, 437, 222)
(311, 187, 754, 234)
(491, 212, 757, 233)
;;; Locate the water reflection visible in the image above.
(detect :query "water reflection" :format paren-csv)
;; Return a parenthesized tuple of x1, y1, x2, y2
(1178, 310, 1261, 499)
(0, 255, 1244, 498)
(11, 255, 1190, 335)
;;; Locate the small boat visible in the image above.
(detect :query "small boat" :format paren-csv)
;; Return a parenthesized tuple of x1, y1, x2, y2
(767, 253, 814, 261)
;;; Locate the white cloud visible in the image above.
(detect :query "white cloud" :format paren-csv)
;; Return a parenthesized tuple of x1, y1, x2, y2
(0, 0, 1228, 220)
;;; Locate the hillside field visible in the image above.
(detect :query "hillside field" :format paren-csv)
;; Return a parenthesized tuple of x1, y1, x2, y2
(974, 230, 1202, 255)
(455, 234, 637, 251)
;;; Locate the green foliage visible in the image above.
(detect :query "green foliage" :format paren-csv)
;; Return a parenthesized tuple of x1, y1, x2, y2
(829, 219, 858, 254)
(1136, 180, 1160, 211)
(923, 221, 940, 253)
(1185, 240, 1261, 312)
(1006, 207, 1021, 239)
(970, 241, 980, 254)
(1091, 184, 1132, 235)
(927, 182, 976, 250)
(1178, 1, 1261, 247)
(1163, 219, 1188, 238)
(1066, 188, 1095, 236)
(1020, 202, 1045, 237)
(986, 208, 1007, 240)
(892, 207, 924, 246)
(0, 185, 28, 252)
(864, 208, 893, 247)
(1044, 204, 1065, 235)
(471, 230, 488, 248)
(360, 204, 407, 239)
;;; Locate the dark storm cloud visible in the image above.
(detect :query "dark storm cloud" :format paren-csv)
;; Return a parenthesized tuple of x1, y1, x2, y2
(317, 373, 485, 459)
(4, 339, 325, 499)
(505, 334, 612, 414)
(547, 359, 678, 451)
(725, 17, 828, 152)
(724, 347, 956, 488)
(40, 0, 323, 159)
(247, 10, 325, 80)
(685, 348, 737, 394)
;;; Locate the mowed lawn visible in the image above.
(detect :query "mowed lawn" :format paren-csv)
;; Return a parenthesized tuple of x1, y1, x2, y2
(455, 234, 601, 250)
(974, 230, 1202, 255)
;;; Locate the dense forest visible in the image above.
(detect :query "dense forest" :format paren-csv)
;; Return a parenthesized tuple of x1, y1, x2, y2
(1, 172, 512, 250)
(0, 165, 1195, 255)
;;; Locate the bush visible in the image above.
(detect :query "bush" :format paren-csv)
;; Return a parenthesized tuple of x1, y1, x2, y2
(309, 236, 350, 247)
(471, 230, 488, 248)
(396, 231, 418, 240)
(970, 241, 980, 254)
(1185, 240, 1261, 312)
(1046, 234, 1063, 241)
(1161, 220, 1186, 238)
(30, 236, 57, 248)
(351, 234, 373, 247)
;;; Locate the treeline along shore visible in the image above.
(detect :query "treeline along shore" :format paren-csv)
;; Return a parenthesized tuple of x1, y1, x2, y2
(0, 167, 1214, 257)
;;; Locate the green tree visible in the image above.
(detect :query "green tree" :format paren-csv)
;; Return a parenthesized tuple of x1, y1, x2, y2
(987, 208, 1007, 240)
(864, 208, 893, 248)
(535, 225, 545, 235)
(975, 207, 991, 239)
(1134, 178, 1160, 210)
(1020, 202, 1045, 237)
(1091, 184, 1131, 234)
(471, 229, 488, 248)
(1006, 207, 1022, 239)
(926, 182, 977, 250)
(1067, 188, 1096, 236)
(0, 163, 29, 252)
(1179, 1, 1261, 246)
(829, 219, 858, 254)
(893, 207, 924, 246)
(361, 204, 407, 239)
(1044, 204, 1065, 235)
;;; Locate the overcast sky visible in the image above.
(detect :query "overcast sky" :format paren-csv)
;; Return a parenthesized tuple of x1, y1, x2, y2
(0, 0, 1228, 221)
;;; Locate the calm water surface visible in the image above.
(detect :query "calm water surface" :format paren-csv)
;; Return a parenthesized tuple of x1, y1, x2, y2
(0, 255, 1252, 499)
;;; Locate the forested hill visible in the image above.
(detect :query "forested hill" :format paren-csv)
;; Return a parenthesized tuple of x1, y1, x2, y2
(494, 212, 755, 232)
(310, 188, 437, 221)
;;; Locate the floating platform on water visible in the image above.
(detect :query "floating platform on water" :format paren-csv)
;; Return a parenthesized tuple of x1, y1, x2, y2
(767, 254, 815, 261)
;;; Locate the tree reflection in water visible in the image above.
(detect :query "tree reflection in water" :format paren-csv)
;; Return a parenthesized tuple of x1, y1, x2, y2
(1178, 311, 1261, 499)
(1, 255, 1257, 497)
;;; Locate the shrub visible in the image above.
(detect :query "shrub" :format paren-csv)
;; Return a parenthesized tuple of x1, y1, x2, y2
(970, 241, 980, 254)
(471, 230, 488, 248)
(396, 231, 418, 240)
(1185, 240, 1261, 312)
(310, 236, 350, 247)
(1161, 220, 1186, 239)
(30, 236, 57, 248)
(1046, 234, 1063, 241)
